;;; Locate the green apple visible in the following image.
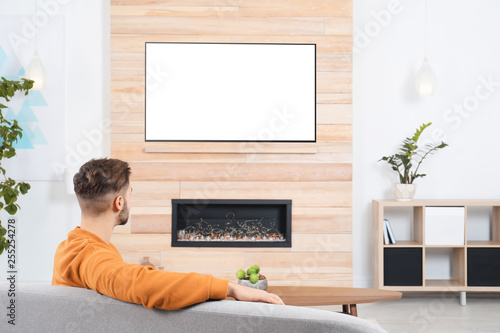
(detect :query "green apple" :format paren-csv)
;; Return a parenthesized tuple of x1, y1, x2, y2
(247, 268, 257, 276)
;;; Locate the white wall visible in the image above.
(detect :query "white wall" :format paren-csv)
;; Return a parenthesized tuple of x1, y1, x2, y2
(0, 0, 109, 283)
(354, 0, 500, 287)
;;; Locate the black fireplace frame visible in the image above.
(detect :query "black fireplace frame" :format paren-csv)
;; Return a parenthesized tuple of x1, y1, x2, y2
(171, 199, 292, 248)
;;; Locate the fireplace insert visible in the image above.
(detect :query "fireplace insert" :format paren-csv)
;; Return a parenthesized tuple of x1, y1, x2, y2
(171, 199, 292, 247)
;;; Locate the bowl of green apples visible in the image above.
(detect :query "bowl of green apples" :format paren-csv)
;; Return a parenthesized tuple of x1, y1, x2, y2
(236, 265, 268, 291)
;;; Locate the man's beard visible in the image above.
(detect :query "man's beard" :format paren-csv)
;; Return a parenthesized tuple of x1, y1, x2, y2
(118, 199, 130, 226)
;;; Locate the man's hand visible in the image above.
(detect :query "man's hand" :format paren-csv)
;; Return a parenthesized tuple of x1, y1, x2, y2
(227, 282, 285, 305)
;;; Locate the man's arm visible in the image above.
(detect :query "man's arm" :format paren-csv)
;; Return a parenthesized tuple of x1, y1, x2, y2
(80, 246, 228, 310)
(80, 246, 283, 309)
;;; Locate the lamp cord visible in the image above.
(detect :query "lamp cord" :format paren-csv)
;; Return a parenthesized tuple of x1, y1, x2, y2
(424, 0, 428, 57)
(34, 0, 38, 49)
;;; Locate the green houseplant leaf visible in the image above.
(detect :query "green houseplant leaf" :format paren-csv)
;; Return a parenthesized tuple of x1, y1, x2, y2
(379, 122, 448, 184)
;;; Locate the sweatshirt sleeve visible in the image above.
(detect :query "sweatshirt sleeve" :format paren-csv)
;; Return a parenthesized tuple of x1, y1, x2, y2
(78, 245, 229, 310)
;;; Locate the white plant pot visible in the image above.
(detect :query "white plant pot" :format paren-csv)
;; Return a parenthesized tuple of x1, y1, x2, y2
(392, 184, 416, 201)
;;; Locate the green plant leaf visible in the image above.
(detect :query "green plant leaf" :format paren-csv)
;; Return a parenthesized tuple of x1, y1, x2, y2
(5, 204, 17, 215)
(0, 236, 8, 254)
(20, 183, 30, 195)
(3, 189, 15, 205)
(411, 122, 431, 143)
(2, 148, 15, 158)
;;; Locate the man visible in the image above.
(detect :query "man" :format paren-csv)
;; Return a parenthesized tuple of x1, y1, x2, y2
(53, 158, 284, 310)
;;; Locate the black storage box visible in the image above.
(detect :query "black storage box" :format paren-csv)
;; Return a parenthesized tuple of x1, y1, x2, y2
(384, 248, 423, 286)
(467, 248, 500, 287)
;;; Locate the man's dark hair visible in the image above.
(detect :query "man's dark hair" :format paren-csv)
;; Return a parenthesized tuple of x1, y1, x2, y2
(73, 158, 131, 216)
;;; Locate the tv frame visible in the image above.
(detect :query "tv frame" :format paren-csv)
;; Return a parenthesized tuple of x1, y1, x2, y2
(144, 42, 317, 143)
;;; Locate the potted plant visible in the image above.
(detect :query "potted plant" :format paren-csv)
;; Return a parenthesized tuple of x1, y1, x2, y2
(0, 77, 33, 254)
(236, 264, 268, 291)
(379, 122, 448, 201)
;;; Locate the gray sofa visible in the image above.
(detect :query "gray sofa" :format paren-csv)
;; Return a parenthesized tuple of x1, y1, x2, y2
(0, 282, 386, 332)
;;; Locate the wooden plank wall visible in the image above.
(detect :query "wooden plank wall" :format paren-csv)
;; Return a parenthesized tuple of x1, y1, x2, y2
(110, 0, 353, 287)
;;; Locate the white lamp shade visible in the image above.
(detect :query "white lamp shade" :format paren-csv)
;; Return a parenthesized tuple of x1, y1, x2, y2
(415, 57, 437, 97)
(25, 48, 47, 90)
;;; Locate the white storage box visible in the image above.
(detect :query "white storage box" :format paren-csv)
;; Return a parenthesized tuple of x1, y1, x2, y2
(425, 207, 465, 245)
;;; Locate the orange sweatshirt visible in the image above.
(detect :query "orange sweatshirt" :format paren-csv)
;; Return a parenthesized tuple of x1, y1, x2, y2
(52, 227, 228, 310)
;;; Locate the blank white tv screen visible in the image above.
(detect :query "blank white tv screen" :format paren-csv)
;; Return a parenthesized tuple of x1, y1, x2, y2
(145, 42, 316, 142)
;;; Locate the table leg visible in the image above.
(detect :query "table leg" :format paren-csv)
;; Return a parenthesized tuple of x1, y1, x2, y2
(350, 304, 358, 317)
(342, 304, 349, 314)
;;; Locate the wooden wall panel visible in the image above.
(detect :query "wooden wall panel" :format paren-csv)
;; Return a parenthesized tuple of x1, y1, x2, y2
(231, 35, 352, 53)
(111, 0, 353, 287)
(179, 181, 352, 207)
(111, 17, 328, 35)
(293, 207, 352, 234)
(237, 0, 351, 9)
(317, 93, 352, 104)
(127, 163, 352, 182)
(111, 234, 171, 251)
(111, 5, 240, 17)
(111, 35, 233, 53)
(130, 214, 171, 233)
(111, 0, 240, 6)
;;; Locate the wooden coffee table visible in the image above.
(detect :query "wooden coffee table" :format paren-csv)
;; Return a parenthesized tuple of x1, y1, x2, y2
(266, 286, 402, 317)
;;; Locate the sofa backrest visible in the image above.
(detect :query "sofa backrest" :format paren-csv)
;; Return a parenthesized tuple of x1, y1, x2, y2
(0, 282, 386, 333)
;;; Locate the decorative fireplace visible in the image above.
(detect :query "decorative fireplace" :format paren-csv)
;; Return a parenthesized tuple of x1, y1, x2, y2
(171, 199, 292, 247)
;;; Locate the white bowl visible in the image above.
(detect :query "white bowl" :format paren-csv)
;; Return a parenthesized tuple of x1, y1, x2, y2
(237, 278, 268, 291)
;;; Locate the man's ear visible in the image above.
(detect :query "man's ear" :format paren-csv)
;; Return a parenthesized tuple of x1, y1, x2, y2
(113, 195, 124, 212)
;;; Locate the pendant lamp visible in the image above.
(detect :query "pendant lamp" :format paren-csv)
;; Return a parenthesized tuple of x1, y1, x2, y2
(25, 0, 47, 90)
(415, 0, 436, 96)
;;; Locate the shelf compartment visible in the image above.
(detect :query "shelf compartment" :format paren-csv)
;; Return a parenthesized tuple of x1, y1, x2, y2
(381, 206, 423, 245)
(384, 248, 423, 286)
(424, 206, 465, 246)
(424, 248, 466, 287)
(468, 248, 500, 286)
(466, 206, 497, 243)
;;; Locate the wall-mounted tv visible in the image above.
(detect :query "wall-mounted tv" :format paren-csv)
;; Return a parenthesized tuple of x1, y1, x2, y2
(145, 42, 316, 142)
